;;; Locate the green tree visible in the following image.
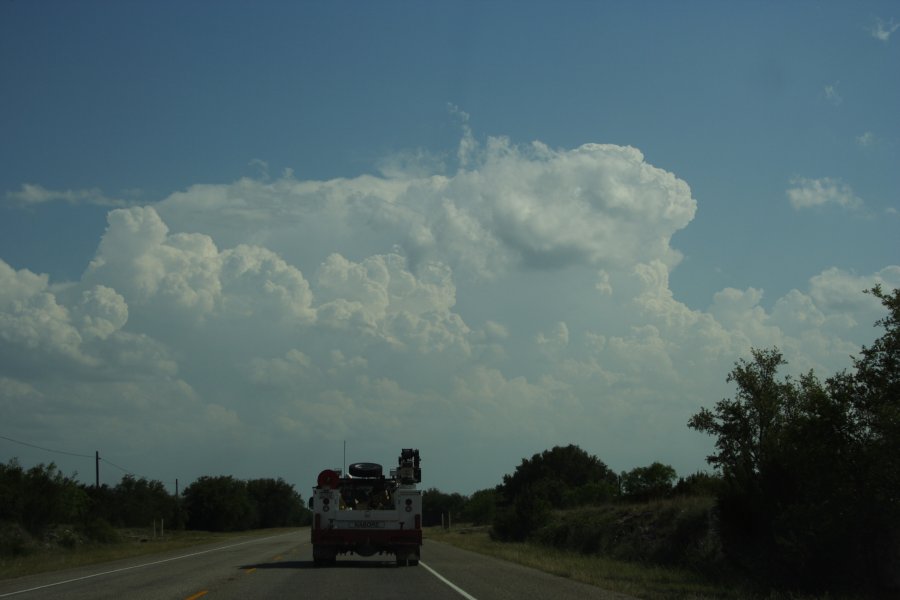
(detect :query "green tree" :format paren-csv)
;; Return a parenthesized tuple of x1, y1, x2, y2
(113, 475, 176, 528)
(0, 459, 26, 525)
(24, 463, 87, 535)
(688, 286, 900, 591)
(422, 488, 467, 527)
(499, 444, 618, 503)
(246, 478, 307, 528)
(183, 476, 255, 532)
(621, 462, 677, 501)
(493, 445, 618, 541)
(460, 488, 497, 525)
(672, 471, 722, 497)
(833, 285, 900, 588)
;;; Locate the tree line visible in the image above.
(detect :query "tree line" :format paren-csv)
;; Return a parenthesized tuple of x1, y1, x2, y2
(0, 465, 310, 554)
(422, 449, 718, 531)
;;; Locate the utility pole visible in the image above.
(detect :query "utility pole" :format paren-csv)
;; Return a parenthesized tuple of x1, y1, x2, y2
(95, 450, 100, 488)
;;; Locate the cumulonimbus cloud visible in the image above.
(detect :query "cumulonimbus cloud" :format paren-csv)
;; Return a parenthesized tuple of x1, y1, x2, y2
(1, 133, 896, 493)
(154, 137, 697, 280)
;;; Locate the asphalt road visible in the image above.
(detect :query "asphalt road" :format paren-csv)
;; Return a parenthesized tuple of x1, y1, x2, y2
(0, 529, 634, 599)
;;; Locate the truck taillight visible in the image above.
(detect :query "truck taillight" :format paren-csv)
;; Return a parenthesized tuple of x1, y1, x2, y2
(414, 514, 421, 530)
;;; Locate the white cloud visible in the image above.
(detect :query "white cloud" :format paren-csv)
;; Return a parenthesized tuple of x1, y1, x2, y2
(5, 183, 131, 208)
(809, 266, 900, 315)
(856, 132, 875, 147)
(83, 206, 316, 327)
(787, 177, 863, 210)
(824, 82, 842, 106)
(72, 286, 128, 340)
(871, 17, 900, 42)
(1, 135, 897, 494)
(0, 260, 90, 368)
(316, 252, 469, 354)
(536, 321, 569, 354)
(154, 137, 696, 280)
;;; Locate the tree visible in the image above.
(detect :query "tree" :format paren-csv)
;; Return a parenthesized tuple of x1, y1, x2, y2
(113, 475, 176, 528)
(687, 286, 900, 591)
(246, 478, 307, 528)
(422, 488, 467, 527)
(836, 285, 900, 588)
(688, 348, 792, 483)
(498, 444, 618, 504)
(183, 476, 255, 532)
(492, 445, 618, 540)
(672, 471, 722, 497)
(460, 488, 497, 525)
(621, 462, 677, 501)
(0, 460, 87, 537)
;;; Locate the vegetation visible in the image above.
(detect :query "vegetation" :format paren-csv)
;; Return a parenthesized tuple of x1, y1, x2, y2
(530, 496, 720, 574)
(0, 461, 310, 561)
(421, 487, 467, 527)
(620, 462, 678, 502)
(427, 525, 726, 600)
(492, 444, 619, 541)
(687, 285, 900, 592)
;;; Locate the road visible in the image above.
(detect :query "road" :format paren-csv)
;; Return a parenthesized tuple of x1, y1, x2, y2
(0, 529, 634, 599)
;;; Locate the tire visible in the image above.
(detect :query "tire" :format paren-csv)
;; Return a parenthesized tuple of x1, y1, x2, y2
(396, 551, 420, 567)
(313, 545, 336, 567)
(348, 462, 383, 478)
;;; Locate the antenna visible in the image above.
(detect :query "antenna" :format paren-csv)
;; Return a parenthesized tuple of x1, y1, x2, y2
(343, 440, 346, 475)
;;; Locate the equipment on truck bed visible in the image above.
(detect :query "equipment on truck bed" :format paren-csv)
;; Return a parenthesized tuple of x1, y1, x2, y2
(310, 448, 422, 566)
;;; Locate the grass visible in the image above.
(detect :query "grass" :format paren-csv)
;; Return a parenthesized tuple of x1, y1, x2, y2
(426, 525, 729, 600)
(0, 527, 303, 581)
(426, 525, 877, 600)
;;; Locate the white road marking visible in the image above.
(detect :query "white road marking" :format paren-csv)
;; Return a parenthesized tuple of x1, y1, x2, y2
(420, 561, 479, 600)
(0, 532, 296, 598)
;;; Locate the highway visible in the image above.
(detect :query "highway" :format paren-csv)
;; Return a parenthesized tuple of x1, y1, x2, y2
(0, 529, 634, 599)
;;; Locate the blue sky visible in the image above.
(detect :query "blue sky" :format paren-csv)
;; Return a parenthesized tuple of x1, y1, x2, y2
(1, 1, 898, 495)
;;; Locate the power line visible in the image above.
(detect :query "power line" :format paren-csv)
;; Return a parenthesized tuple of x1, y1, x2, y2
(1, 434, 177, 489)
(0, 434, 94, 459)
(101, 457, 135, 476)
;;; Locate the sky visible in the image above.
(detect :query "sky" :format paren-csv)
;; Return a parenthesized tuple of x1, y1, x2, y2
(1, 1, 898, 497)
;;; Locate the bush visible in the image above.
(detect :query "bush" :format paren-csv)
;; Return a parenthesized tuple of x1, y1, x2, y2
(531, 496, 722, 573)
(81, 517, 120, 543)
(0, 521, 31, 557)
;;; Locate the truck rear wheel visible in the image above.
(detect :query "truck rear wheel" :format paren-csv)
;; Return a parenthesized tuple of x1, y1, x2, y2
(396, 552, 420, 567)
(313, 546, 336, 566)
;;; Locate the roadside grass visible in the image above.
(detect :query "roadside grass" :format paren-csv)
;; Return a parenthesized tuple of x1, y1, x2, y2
(426, 525, 729, 600)
(0, 527, 303, 581)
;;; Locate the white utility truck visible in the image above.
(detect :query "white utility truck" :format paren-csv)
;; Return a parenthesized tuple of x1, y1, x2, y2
(310, 448, 422, 566)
